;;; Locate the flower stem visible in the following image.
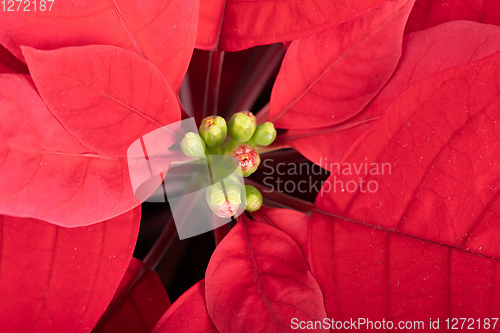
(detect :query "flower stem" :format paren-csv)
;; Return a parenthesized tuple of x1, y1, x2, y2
(255, 142, 291, 154)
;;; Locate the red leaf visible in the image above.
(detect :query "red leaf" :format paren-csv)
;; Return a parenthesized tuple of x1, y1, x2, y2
(0, 207, 140, 332)
(0, 0, 198, 90)
(311, 53, 500, 321)
(154, 279, 219, 333)
(315, 53, 500, 250)
(406, 0, 500, 33)
(254, 208, 309, 261)
(365, 21, 500, 122)
(0, 74, 143, 226)
(278, 20, 500, 169)
(23, 45, 180, 157)
(205, 218, 328, 333)
(94, 258, 171, 333)
(308, 214, 500, 328)
(197, 0, 390, 51)
(268, 0, 415, 129)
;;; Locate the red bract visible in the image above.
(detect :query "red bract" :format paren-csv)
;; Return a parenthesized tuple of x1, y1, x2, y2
(309, 214, 500, 328)
(0, 45, 28, 74)
(255, 208, 309, 261)
(0, 0, 198, 90)
(0, 208, 140, 332)
(93, 258, 171, 333)
(277, 20, 500, 168)
(23, 45, 179, 157)
(311, 53, 500, 320)
(0, 74, 143, 226)
(197, 0, 391, 51)
(316, 53, 499, 248)
(269, 0, 415, 129)
(154, 280, 218, 333)
(406, 0, 500, 33)
(0, 44, 185, 227)
(205, 215, 327, 333)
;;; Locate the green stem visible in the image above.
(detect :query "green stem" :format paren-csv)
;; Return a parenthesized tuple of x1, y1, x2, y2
(204, 145, 235, 245)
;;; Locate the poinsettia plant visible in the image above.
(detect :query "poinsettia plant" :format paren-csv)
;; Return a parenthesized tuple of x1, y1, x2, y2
(0, 0, 499, 332)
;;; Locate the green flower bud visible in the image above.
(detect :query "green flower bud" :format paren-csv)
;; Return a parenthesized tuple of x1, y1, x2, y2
(228, 111, 257, 142)
(199, 116, 227, 148)
(244, 185, 262, 212)
(225, 143, 260, 177)
(180, 132, 206, 157)
(206, 181, 242, 218)
(249, 122, 277, 146)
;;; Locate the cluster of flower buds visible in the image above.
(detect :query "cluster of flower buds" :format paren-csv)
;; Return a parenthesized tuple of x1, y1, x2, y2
(179, 111, 277, 217)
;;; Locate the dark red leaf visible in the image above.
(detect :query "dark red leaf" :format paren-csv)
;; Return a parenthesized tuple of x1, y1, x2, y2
(406, 0, 500, 33)
(365, 20, 500, 121)
(268, 0, 415, 129)
(94, 258, 171, 333)
(154, 279, 219, 333)
(23, 45, 180, 157)
(197, 0, 390, 51)
(311, 53, 500, 322)
(0, 0, 198, 90)
(0, 44, 28, 74)
(0, 74, 144, 226)
(205, 218, 328, 333)
(308, 214, 500, 329)
(278, 20, 500, 169)
(0, 207, 140, 332)
(182, 46, 284, 119)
